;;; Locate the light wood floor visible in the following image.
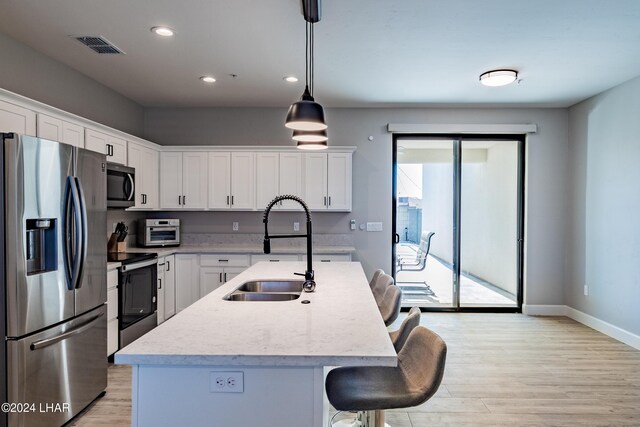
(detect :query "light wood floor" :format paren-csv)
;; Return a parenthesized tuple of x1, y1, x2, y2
(72, 313, 640, 426)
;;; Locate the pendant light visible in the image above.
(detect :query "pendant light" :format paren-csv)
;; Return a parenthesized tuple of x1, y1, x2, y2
(286, 1, 328, 149)
(292, 129, 328, 150)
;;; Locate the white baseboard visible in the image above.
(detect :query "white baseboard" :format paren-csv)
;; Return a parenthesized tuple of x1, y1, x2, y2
(522, 304, 566, 316)
(564, 306, 640, 351)
(523, 304, 640, 351)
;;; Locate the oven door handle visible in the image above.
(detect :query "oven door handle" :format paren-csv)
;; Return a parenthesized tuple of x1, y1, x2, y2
(121, 258, 158, 272)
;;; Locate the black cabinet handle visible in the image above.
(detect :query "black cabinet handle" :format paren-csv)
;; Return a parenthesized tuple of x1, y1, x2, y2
(231, 195, 234, 205)
(183, 195, 186, 206)
(166, 261, 170, 271)
(219, 259, 229, 262)
(324, 196, 327, 206)
(394, 233, 400, 244)
(219, 272, 222, 282)
(178, 195, 181, 205)
(158, 278, 162, 289)
(329, 196, 332, 206)
(224, 273, 227, 282)
(226, 195, 230, 205)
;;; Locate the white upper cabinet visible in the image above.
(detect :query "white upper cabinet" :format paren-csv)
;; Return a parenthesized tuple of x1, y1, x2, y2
(85, 128, 127, 164)
(303, 152, 352, 211)
(182, 152, 208, 209)
(303, 153, 329, 210)
(128, 142, 159, 209)
(160, 152, 207, 209)
(255, 152, 279, 210)
(208, 152, 255, 210)
(230, 152, 255, 209)
(279, 152, 303, 210)
(327, 153, 352, 211)
(256, 152, 303, 211)
(0, 99, 36, 135)
(36, 114, 85, 148)
(160, 152, 183, 209)
(208, 152, 231, 209)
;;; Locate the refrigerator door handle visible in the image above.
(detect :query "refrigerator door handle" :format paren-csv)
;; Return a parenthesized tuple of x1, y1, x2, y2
(74, 177, 89, 289)
(64, 176, 83, 291)
(29, 312, 104, 351)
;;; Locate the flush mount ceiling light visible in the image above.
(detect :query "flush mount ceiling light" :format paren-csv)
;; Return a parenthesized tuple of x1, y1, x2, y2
(284, 76, 299, 83)
(151, 26, 175, 37)
(285, 0, 328, 140)
(479, 69, 518, 87)
(200, 76, 216, 83)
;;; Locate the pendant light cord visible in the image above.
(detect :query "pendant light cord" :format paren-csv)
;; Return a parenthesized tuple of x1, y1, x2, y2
(305, 21, 309, 93)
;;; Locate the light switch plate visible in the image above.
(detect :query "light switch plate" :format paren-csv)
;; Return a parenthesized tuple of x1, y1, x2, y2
(366, 222, 383, 232)
(232, 222, 239, 231)
(293, 222, 300, 231)
(350, 219, 356, 230)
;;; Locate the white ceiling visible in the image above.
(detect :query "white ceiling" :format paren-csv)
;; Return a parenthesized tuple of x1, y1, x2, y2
(1, 0, 639, 108)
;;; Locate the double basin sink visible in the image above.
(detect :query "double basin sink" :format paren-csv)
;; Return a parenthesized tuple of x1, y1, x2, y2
(223, 280, 304, 302)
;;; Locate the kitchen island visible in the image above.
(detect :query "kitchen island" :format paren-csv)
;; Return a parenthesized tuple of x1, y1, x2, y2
(115, 261, 396, 426)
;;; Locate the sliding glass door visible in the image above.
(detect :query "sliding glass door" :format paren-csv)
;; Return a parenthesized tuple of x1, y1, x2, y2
(392, 135, 524, 311)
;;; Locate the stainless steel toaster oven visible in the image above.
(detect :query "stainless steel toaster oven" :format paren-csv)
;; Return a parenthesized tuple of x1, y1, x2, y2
(137, 219, 180, 247)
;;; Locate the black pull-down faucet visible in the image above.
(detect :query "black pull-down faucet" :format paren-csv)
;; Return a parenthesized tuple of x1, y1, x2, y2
(263, 195, 315, 292)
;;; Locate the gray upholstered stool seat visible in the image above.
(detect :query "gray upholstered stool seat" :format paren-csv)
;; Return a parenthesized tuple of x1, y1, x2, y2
(326, 326, 447, 425)
(389, 306, 421, 352)
(369, 269, 384, 291)
(371, 272, 393, 302)
(378, 284, 402, 326)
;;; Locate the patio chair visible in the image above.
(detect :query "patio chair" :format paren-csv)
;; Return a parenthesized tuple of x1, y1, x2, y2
(397, 231, 434, 272)
(396, 231, 435, 297)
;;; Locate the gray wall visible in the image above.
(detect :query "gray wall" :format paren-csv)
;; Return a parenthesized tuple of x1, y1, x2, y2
(144, 106, 569, 306)
(0, 32, 144, 136)
(566, 75, 640, 335)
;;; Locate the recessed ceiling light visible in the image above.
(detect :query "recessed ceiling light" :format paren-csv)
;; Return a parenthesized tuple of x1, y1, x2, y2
(151, 26, 175, 37)
(283, 76, 299, 83)
(479, 69, 518, 87)
(200, 76, 216, 83)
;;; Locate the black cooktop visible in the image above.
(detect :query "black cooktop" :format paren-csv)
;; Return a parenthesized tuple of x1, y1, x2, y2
(107, 252, 157, 264)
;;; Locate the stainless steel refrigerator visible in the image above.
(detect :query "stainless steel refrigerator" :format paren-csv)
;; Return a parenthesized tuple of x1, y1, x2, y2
(1, 133, 107, 427)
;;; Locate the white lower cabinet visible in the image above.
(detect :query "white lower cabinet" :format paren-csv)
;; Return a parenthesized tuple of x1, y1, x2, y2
(314, 254, 352, 263)
(200, 255, 249, 297)
(175, 255, 200, 313)
(164, 255, 176, 319)
(157, 260, 165, 325)
(107, 269, 119, 356)
(200, 266, 245, 297)
(250, 254, 300, 265)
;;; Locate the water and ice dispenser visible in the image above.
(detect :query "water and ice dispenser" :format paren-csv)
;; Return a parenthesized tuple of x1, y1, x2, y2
(25, 219, 57, 275)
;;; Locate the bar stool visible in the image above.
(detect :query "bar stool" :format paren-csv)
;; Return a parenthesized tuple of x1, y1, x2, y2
(371, 273, 393, 302)
(377, 284, 402, 326)
(389, 306, 421, 352)
(369, 269, 384, 291)
(326, 326, 447, 427)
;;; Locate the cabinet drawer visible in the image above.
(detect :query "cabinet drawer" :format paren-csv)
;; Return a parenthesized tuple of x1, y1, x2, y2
(107, 319, 118, 356)
(199, 254, 249, 267)
(107, 269, 118, 290)
(107, 288, 118, 321)
(251, 254, 300, 265)
(315, 254, 352, 262)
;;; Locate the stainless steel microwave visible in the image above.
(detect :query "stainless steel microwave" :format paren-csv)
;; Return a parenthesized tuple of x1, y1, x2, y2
(106, 162, 135, 208)
(137, 219, 181, 247)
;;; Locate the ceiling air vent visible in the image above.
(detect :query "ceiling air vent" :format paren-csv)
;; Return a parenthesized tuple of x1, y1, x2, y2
(72, 35, 125, 54)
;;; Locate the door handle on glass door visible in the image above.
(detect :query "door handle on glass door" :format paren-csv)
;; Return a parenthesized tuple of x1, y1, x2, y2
(394, 233, 400, 244)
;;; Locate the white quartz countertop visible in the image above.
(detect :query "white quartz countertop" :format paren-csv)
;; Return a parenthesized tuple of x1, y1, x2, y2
(115, 262, 396, 367)
(107, 261, 121, 271)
